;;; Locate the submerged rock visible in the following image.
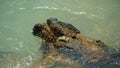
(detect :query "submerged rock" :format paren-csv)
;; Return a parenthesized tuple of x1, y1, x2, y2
(32, 18, 120, 68)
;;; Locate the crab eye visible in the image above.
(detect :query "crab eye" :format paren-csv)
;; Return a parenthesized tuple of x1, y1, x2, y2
(55, 18, 58, 21)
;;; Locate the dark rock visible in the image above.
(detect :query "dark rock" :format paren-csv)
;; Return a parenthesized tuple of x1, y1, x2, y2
(32, 18, 120, 68)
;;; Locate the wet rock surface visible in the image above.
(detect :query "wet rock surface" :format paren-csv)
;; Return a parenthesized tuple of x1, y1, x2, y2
(32, 18, 120, 68)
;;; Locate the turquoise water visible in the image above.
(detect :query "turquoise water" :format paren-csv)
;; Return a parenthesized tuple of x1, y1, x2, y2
(0, 0, 120, 68)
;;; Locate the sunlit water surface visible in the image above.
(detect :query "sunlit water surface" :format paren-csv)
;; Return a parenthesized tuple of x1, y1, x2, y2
(0, 0, 120, 68)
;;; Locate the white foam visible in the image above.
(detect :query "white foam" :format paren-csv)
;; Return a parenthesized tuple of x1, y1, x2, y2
(61, 7, 86, 15)
(19, 8, 25, 10)
(15, 63, 20, 68)
(15, 48, 19, 51)
(33, 6, 86, 15)
(19, 41, 23, 47)
(114, 36, 119, 39)
(7, 38, 18, 41)
(26, 62, 30, 66)
(91, 14, 98, 17)
(26, 55, 33, 62)
(74, 11, 86, 15)
(33, 6, 58, 10)
(7, 38, 13, 40)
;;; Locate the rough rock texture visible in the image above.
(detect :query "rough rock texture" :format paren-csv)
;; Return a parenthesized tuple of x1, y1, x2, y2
(32, 18, 120, 68)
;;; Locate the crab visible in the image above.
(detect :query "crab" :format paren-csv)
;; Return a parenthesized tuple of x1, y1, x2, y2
(32, 18, 80, 43)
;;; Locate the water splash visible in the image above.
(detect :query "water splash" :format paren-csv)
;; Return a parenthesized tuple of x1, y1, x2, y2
(0, 52, 39, 68)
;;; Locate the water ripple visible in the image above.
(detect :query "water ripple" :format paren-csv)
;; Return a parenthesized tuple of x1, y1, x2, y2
(61, 7, 86, 15)
(33, 6, 58, 10)
(32, 6, 87, 15)
(7, 38, 18, 41)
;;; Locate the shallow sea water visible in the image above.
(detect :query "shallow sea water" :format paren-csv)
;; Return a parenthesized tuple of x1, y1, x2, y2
(0, 0, 120, 68)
